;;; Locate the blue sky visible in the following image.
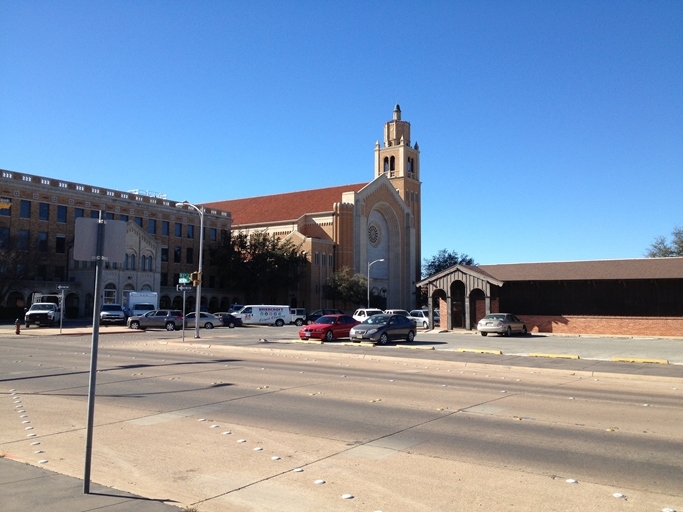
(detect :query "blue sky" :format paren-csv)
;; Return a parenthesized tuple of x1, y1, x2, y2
(1, 1, 681, 266)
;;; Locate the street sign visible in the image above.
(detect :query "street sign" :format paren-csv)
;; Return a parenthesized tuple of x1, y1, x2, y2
(74, 217, 127, 262)
(57, 285, 70, 290)
(177, 285, 193, 292)
(179, 273, 191, 284)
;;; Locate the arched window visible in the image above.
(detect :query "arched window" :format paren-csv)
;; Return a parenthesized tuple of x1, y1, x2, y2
(123, 254, 129, 270)
(130, 254, 136, 270)
(390, 156, 395, 171)
(103, 283, 117, 304)
(383, 157, 389, 173)
(407, 158, 413, 174)
(148, 256, 154, 272)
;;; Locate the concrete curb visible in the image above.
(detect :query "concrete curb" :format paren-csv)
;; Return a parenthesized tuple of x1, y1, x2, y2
(530, 353, 581, 360)
(457, 348, 503, 355)
(611, 357, 669, 364)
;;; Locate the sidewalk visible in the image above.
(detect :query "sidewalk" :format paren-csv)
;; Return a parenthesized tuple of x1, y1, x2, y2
(0, 457, 180, 512)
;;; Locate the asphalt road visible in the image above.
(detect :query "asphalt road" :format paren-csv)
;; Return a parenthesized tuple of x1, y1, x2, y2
(1, 328, 682, 511)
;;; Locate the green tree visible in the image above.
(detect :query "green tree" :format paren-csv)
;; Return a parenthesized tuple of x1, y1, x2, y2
(209, 230, 307, 303)
(323, 267, 367, 306)
(646, 227, 683, 257)
(422, 249, 476, 278)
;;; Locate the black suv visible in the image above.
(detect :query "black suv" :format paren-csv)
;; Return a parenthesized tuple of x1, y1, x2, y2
(127, 310, 184, 331)
(306, 309, 344, 324)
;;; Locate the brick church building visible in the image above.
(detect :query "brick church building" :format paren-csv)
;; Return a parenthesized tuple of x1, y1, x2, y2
(203, 104, 422, 311)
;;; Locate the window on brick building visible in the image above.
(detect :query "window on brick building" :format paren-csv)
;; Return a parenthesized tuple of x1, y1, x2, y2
(39, 203, 50, 221)
(20, 200, 31, 219)
(38, 232, 48, 252)
(18, 230, 29, 251)
(57, 205, 67, 223)
(0, 227, 9, 249)
(55, 235, 66, 254)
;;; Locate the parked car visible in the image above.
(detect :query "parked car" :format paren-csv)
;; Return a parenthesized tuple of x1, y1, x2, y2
(349, 314, 417, 345)
(299, 314, 360, 342)
(185, 312, 221, 329)
(352, 308, 384, 322)
(99, 304, 126, 325)
(127, 310, 184, 331)
(408, 309, 439, 329)
(477, 313, 527, 337)
(306, 309, 344, 324)
(290, 308, 307, 326)
(228, 304, 244, 313)
(24, 302, 61, 328)
(213, 312, 243, 328)
(384, 309, 410, 317)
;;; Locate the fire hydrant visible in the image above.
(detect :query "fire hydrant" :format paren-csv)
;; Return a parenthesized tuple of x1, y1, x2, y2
(15, 318, 21, 335)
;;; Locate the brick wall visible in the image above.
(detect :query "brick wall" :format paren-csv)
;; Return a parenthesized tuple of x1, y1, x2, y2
(519, 315, 683, 337)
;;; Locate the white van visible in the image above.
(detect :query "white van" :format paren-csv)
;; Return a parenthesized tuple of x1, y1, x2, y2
(233, 305, 290, 327)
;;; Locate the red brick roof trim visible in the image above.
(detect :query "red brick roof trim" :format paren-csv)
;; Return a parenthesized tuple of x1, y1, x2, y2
(476, 257, 683, 281)
(201, 183, 368, 226)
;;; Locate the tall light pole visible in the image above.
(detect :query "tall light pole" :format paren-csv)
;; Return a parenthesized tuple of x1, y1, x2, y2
(176, 200, 204, 339)
(367, 258, 384, 308)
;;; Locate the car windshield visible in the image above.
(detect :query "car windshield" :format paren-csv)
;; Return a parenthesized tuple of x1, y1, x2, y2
(31, 304, 53, 310)
(365, 315, 389, 325)
(484, 314, 506, 321)
(102, 305, 121, 311)
(315, 316, 336, 325)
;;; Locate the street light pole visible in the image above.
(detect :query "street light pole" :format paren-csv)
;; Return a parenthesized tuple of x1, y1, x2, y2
(367, 258, 385, 308)
(177, 201, 204, 339)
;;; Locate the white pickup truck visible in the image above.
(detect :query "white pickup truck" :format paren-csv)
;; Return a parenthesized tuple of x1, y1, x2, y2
(24, 302, 62, 327)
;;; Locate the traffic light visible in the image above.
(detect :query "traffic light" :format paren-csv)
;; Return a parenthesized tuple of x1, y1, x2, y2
(190, 271, 201, 286)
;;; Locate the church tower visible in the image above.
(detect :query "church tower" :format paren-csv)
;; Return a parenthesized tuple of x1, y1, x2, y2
(374, 104, 422, 297)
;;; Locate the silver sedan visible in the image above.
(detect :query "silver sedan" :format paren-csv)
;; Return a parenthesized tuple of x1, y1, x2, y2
(185, 312, 221, 329)
(477, 313, 527, 336)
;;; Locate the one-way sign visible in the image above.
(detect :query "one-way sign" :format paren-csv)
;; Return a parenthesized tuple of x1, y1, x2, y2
(176, 285, 193, 292)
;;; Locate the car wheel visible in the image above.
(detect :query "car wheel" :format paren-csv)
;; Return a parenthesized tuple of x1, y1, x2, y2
(130, 321, 140, 330)
(228, 321, 236, 328)
(505, 326, 512, 337)
(166, 322, 175, 331)
(275, 319, 285, 327)
(378, 333, 389, 345)
(407, 331, 415, 342)
(522, 325, 528, 335)
(205, 322, 213, 329)
(423, 321, 428, 329)
(480, 332, 487, 336)
(325, 330, 334, 342)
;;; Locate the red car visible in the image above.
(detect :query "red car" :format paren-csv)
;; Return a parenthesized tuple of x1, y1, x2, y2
(298, 314, 360, 342)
